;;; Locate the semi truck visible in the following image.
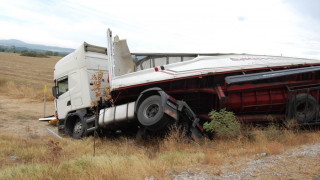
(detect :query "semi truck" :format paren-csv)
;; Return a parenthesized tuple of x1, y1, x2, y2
(52, 29, 320, 139)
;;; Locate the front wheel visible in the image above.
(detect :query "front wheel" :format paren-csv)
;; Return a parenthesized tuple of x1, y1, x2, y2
(72, 119, 84, 139)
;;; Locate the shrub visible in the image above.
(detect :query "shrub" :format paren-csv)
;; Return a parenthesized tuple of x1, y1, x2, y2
(20, 51, 48, 58)
(45, 51, 53, 56)
(203, 108, 240, 139)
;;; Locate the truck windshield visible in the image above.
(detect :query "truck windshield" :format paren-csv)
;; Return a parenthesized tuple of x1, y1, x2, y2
(57, 78, 68, 96)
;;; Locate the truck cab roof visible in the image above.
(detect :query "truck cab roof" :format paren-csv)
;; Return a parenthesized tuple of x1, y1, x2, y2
(54, 42, 107, 80)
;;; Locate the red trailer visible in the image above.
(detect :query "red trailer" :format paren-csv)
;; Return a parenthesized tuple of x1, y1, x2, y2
(113, 55, 320, 127)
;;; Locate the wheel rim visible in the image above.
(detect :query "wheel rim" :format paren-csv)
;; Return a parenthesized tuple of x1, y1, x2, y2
(296, 102, 313, 116)
(73, 121, 82, 135)
(144, 103, 160, 118)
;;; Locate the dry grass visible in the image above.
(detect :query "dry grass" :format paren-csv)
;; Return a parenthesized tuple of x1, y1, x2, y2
(0, 78, 54, 101)
(202, 124, 320, 166)
(0, 126, 320, 179)
(0, 52, 60, 101)
(0, 131, 202, 179)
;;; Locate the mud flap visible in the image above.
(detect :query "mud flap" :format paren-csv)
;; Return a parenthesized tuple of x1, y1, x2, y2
(176, 100, 203, 139)
(190, 126, 202, 139)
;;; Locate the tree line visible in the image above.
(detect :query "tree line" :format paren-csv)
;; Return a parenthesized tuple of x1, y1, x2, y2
(0, 45, 67, 57)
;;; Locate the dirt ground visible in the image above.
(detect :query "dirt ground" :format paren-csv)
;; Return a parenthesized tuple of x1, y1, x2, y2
(0, 95, 56, 136)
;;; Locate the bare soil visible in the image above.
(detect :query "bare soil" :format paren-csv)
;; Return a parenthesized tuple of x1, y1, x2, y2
(0, 95, 56, 136)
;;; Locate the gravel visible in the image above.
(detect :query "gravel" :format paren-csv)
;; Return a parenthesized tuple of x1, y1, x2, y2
(168, 143, 320, 179)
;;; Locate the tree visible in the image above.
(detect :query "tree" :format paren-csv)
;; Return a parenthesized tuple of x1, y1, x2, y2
(45, 51, 53, 56)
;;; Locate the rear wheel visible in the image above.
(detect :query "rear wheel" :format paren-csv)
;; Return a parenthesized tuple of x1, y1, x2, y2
(137, 95, 172, 131)
(294, 94, 318, 124)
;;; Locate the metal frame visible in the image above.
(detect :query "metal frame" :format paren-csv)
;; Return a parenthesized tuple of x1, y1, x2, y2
(286, 84, 320, 125)
(226, 66, 320, 85)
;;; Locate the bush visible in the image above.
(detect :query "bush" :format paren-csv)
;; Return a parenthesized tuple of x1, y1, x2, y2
(45, 51, 53, 56)
(203, 108, 240, 139)
(20, 51, 48, 58)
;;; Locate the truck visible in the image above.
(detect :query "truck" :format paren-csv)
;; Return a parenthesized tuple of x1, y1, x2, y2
(52, 29, 320, 139)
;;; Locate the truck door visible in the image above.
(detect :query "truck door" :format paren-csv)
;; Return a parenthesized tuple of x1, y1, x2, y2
(56, 76, 71, 119)
(68, 72, 83, 110)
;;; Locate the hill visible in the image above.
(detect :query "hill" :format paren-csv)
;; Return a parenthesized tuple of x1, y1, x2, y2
(0, 39, 74, 54)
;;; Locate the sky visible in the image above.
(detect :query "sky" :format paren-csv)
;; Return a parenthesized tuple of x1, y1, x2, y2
(0, 0, 320, 59)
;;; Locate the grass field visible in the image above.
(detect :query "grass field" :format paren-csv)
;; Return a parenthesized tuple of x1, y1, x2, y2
(0, 127, 319, 179)
(0, 52, 320, 179)
(0, 52, 60, 101)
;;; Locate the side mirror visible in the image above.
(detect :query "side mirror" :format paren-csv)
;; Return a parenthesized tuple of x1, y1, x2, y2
(52, 86, 58, 99)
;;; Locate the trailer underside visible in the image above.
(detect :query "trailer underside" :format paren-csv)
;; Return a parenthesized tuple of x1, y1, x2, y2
(112, 63, 320, 123)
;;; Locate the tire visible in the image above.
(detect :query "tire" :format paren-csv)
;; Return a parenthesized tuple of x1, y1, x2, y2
(137, 95, 171, 131)
(72, 118, 85, 139)
(294, 94, 318, 123)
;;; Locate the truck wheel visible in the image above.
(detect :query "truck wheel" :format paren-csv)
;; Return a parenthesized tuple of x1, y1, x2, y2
(137, 95, 171, 131)
(294, 94, 318, 123)
(72, 119, 84, 139)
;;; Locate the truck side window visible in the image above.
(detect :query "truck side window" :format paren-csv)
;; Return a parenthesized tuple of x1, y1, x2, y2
(57, 78, 68, 96)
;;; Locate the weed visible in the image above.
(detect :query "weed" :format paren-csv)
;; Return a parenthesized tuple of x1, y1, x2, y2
(263, 124, 284, 142)
(204, 150, 224, 165)
(203, 108, 240, 139)
(285, 118, 299, 131)
(239, 123, 256, 142)
(46, 140, 62, 164)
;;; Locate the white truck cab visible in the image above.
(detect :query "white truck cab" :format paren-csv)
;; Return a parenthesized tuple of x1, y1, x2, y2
(52, 42, 109, 126)
(52, 30, 202, 139)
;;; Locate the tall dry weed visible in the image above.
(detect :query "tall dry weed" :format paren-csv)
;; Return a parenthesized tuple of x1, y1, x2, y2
(160, 126, 190, 151)
(46, 140, 62, 164)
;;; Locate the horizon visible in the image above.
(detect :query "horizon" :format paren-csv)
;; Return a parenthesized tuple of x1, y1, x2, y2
(0, 39, 74, 48)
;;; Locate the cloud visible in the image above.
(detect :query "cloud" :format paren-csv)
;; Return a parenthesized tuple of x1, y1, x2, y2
(0, 0, 319, 59)
(284, 0, 320, 20)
